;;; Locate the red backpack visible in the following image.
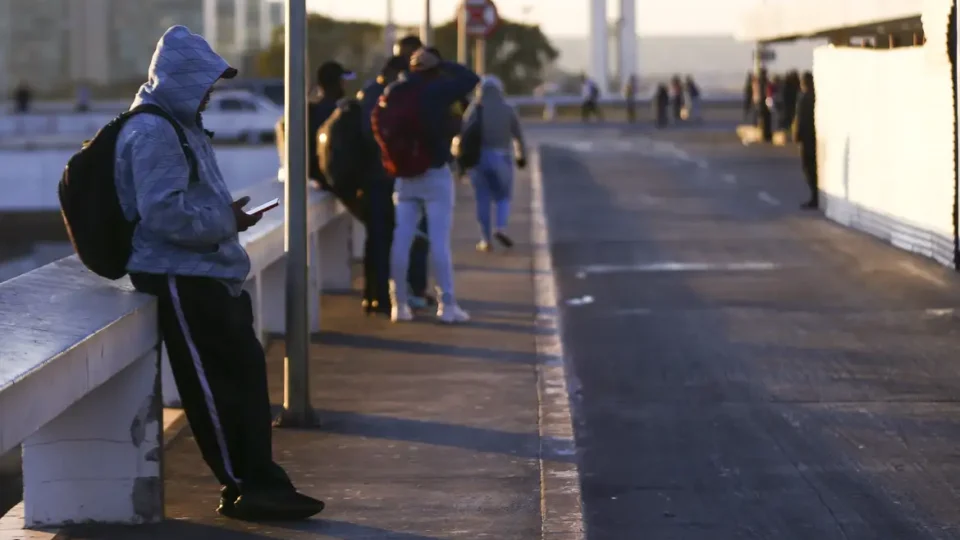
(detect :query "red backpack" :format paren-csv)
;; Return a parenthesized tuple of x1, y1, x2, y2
(371, 79, 432, 178)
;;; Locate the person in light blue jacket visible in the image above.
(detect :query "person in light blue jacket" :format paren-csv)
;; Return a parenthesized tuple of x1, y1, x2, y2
(462, 75, 527, 252)
(113, 25, 324, 522)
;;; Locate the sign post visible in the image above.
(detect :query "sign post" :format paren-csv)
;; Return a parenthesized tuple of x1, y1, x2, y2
(461, 0, 499, 74)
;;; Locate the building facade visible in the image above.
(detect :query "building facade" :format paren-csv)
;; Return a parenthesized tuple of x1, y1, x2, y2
(0, 0, 278, 98)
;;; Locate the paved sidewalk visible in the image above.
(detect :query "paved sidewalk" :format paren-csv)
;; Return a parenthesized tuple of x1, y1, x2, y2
(57, 164, 576, 539)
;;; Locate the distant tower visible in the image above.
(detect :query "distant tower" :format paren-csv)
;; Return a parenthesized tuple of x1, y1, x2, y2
(619, 0, 637, 91)
(590, 0, 637, 95)
(589, 0, 608, 93)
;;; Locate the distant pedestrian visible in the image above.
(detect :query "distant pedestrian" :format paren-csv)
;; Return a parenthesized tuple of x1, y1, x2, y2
(624, 74, 638, 123)
(462, 75, 527, 252)
(795, 71, 817, 209)
(742, 72, 754, 122)
(669, 75, 684, 124)
(75, 83, 91, 112)
(580, 73, 602, 122)
(12, 80, 30, 113)
(653, 83, 669, 128)
(114, 25, 324, 521)
(373, 47, 479, 323)
(684, 75, 701, 123)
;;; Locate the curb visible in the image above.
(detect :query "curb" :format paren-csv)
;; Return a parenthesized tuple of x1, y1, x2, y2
(531, 147, 587, 539)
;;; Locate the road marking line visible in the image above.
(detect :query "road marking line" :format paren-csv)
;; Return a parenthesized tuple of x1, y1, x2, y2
(580, 261, 780, 274)
(530, 148, 586, 540)
(758, 191, 781, 206)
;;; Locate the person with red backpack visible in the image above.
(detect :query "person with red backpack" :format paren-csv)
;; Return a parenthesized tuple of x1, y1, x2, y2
(372, 47, 480, 323)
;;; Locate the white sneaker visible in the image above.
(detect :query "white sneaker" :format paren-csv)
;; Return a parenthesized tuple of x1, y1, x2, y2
(391, 303, 414, 322)
(437, 304, 470, 324)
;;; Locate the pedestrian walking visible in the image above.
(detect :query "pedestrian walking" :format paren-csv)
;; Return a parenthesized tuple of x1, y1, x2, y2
(684, 75, 701, 123)
(110, 26, 324, 521)
(624, 74, 638, 123)
(462, 75, 527, 252)
(580, 74, 603, 122)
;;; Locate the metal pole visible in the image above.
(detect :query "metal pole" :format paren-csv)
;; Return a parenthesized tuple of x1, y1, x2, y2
(385, 0, 397, 58)
(420, 0, 432, 46)
(457, 2, 468, 64)
(278, 0, 313, 427)
(474, 38, 485, 74)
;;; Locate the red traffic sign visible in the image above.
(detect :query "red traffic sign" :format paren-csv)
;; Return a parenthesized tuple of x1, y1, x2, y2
(463, 0, 499, 38)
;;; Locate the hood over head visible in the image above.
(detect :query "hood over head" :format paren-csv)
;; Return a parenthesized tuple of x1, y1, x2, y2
(477, 74, 506, 107)
(133, 25, 236, 125)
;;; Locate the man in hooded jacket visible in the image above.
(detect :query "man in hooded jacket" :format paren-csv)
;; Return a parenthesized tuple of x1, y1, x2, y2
(114, 25, 325, 521)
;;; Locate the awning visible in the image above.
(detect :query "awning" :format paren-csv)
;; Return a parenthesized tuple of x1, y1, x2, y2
(736, 0, 924, 43)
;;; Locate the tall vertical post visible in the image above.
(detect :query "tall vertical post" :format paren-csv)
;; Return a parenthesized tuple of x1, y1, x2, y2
(236, 0, 249, 68)
(385, 0, 397, 57)
(457, 2, 468, 64)
(203, 0, 218, 51)
(474, 38, 486, 75)
(420, 0, 433, 46)
(589, 0, 608, 95)
(258, 0, 272, 49)
(278, 0, 313, 427)
(619, 0, 637, 91)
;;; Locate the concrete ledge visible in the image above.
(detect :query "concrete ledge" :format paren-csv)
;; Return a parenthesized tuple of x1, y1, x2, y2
(823, 192, 956, 269)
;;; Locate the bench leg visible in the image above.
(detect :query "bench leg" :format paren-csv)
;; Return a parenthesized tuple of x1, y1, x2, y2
(260, 254, 322, 336)
(351, 216, 366, 262)
(160, 345, 181, 407)
(319, 216, 353, 292)
(21, 350, 163, 527)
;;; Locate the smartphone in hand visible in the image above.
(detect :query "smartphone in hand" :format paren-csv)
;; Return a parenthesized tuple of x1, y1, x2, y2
(246, 198, 280, 215)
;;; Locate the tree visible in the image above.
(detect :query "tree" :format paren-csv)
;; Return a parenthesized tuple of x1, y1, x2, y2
(255, 14, 559, 95)
(433, 19, 559, 95)
(256, 14, 387, 92)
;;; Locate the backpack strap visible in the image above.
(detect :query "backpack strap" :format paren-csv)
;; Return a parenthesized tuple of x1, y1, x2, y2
(123, 104, 200, 185)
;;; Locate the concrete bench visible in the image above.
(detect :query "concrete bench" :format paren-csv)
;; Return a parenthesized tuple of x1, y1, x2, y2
(0, 180, 350, 532)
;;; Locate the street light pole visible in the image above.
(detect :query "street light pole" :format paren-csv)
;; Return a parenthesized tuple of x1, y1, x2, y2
(384, 0, 397, 57)
(277, 0, 314, 427)
(421, 0, 432, 46)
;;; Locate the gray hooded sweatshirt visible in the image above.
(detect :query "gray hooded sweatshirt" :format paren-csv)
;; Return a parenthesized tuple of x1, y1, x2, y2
(114, 26, 249, 295)
(463, 80, 527, 159)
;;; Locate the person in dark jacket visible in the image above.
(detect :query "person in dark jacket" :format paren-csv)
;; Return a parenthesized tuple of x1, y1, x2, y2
(356, 55, 409, 315)
(653, 83, 669, 128)
(387, 48, 480, 324)
(276, 60, 355, 190)
(309, 61, 354, 189)
(781, 70, 800, 134)
(795, 71, 818, 209)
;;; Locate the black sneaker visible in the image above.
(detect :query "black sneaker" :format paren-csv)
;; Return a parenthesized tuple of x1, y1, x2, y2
(217, 486, 240, 518)
(494, 231, 514, 248)
(231, 488, 325, 521)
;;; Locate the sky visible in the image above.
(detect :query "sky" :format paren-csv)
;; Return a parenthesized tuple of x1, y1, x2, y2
(304, 0, 760, 37)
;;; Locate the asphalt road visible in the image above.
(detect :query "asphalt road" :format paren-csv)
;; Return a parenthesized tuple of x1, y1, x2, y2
(540, 129, 960, 539)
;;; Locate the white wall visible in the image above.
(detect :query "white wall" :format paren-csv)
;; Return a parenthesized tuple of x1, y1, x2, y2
(0, 146, 280, 210)
(815, 39, 956, 266)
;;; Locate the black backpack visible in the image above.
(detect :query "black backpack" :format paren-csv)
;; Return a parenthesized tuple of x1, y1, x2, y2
(58, 104, 197, 280)
(317, 98, 367, 205)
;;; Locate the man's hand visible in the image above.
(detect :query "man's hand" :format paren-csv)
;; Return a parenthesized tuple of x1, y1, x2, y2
(231, 196, 263, 233)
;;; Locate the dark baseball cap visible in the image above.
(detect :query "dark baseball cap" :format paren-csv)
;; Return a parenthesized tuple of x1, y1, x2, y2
(316, 61, 355, 86)
(380, 55, 409, 76)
